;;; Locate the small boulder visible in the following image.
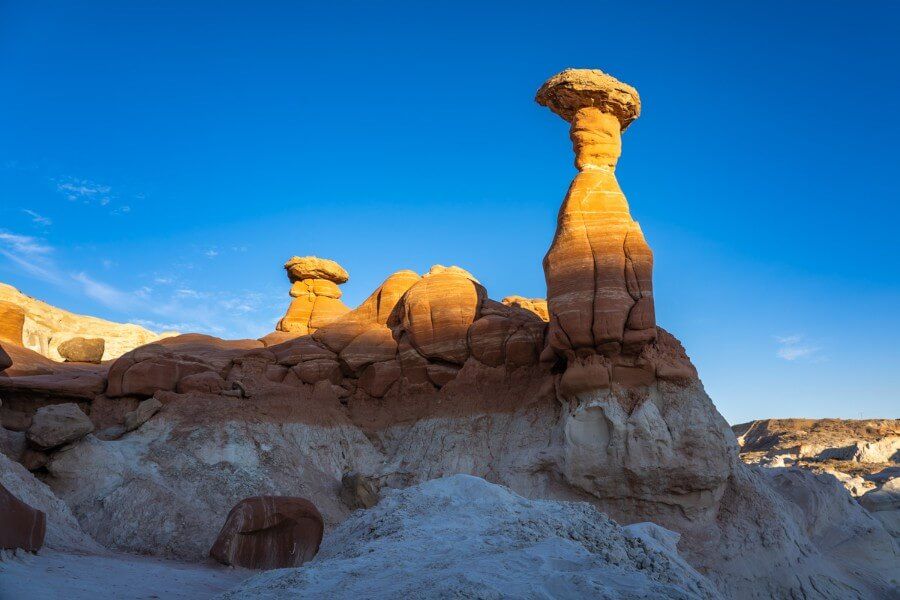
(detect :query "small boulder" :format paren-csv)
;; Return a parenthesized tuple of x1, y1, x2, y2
(176, 371, 228, 394)
(210, 496, 324, 570)
(26, 403, 94, 450)
(123, 398, 162, 432)
(340, 472, 380, 509)
(57, 337, 105, 363)
(0, 483, 45, 551)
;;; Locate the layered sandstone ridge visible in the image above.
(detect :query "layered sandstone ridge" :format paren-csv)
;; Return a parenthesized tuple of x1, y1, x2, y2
(0, 282, 175, 362)
(538, 69, 656, 387)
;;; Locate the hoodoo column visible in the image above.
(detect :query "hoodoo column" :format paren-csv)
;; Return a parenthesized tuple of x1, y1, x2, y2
(537, 69, 656, 366)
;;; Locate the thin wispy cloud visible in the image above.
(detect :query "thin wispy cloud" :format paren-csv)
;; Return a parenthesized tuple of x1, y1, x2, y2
(0, 231, 53, 256)
(70, 272, 139, 310)
(205, 249, 219, 258)
(22, 209, 52, 227)
(0, 230, 62, 284)
(775, 334, 823, 362)
(55, 176, 132, 216)
(1, 226, 280, 339)
(57, 178, 111, 202)
(175, 288, 207, 299)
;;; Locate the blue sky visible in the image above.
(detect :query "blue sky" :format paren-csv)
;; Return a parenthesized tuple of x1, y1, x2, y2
(1, 2, 898, 423)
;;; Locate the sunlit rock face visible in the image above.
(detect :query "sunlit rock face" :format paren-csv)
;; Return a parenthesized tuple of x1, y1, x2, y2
(276, 256, 351, 335)
(0, 300, 25, 347)
(0, 282, 173, 361)
(537, 69, 656, 363)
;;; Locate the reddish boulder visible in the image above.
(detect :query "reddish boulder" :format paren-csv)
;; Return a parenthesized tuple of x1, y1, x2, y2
(359, 360, 401, 397)
(339, 324, 397, 372)
(176, 371, 229, 394)
(209, 496, 324, 570)
(106, 344, 217, 398)
(0, 483, 45, 552)
(294, 359, 342, 385)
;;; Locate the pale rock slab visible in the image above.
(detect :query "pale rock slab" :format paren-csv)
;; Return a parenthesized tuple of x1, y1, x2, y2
(26, 403, 94, 451)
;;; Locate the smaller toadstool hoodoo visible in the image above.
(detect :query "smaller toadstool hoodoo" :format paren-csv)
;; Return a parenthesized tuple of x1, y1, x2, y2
(276, 256, 351, 335)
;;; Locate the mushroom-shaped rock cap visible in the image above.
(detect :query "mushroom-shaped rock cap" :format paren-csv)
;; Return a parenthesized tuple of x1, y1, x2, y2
(536, 68, 641, 130)
(284, 256, 349, 284)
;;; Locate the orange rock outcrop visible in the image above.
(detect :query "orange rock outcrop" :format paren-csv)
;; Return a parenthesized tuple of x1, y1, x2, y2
(276, 256, 351, 335)
(537, 69, 656, 362)
(0, 301, 25, 346)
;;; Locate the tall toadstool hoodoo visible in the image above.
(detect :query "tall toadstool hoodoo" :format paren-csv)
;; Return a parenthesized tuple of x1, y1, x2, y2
(537, 68, 656, 389)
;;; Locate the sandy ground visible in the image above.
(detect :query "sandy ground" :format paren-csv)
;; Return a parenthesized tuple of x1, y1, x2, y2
(0, 550, 248, 600)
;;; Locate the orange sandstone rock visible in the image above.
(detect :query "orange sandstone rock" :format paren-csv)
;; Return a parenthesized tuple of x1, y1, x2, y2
(0, 301, 25, 346)
(276, 256, 351, 335)
(501, 296, 549, 322)
(283, 256, 349, 284)
(391, 268, 485, 365)
(538, 69, 655, 361)
(353, 270, 421, 324)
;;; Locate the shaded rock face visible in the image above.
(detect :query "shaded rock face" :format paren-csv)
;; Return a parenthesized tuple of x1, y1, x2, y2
(0, 482, 45, 551)
(209, 496, 324, 570)
(0, 345, 11, 372)
(538, 69, 656, 366)
(57, 336, 105, 364)
(339, 472, 380, 510)
(276, 256, 351, 335)
(26, 402, 94, 450)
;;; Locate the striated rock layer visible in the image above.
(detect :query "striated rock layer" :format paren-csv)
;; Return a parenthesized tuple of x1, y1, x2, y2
(538, 69, 656, 371)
